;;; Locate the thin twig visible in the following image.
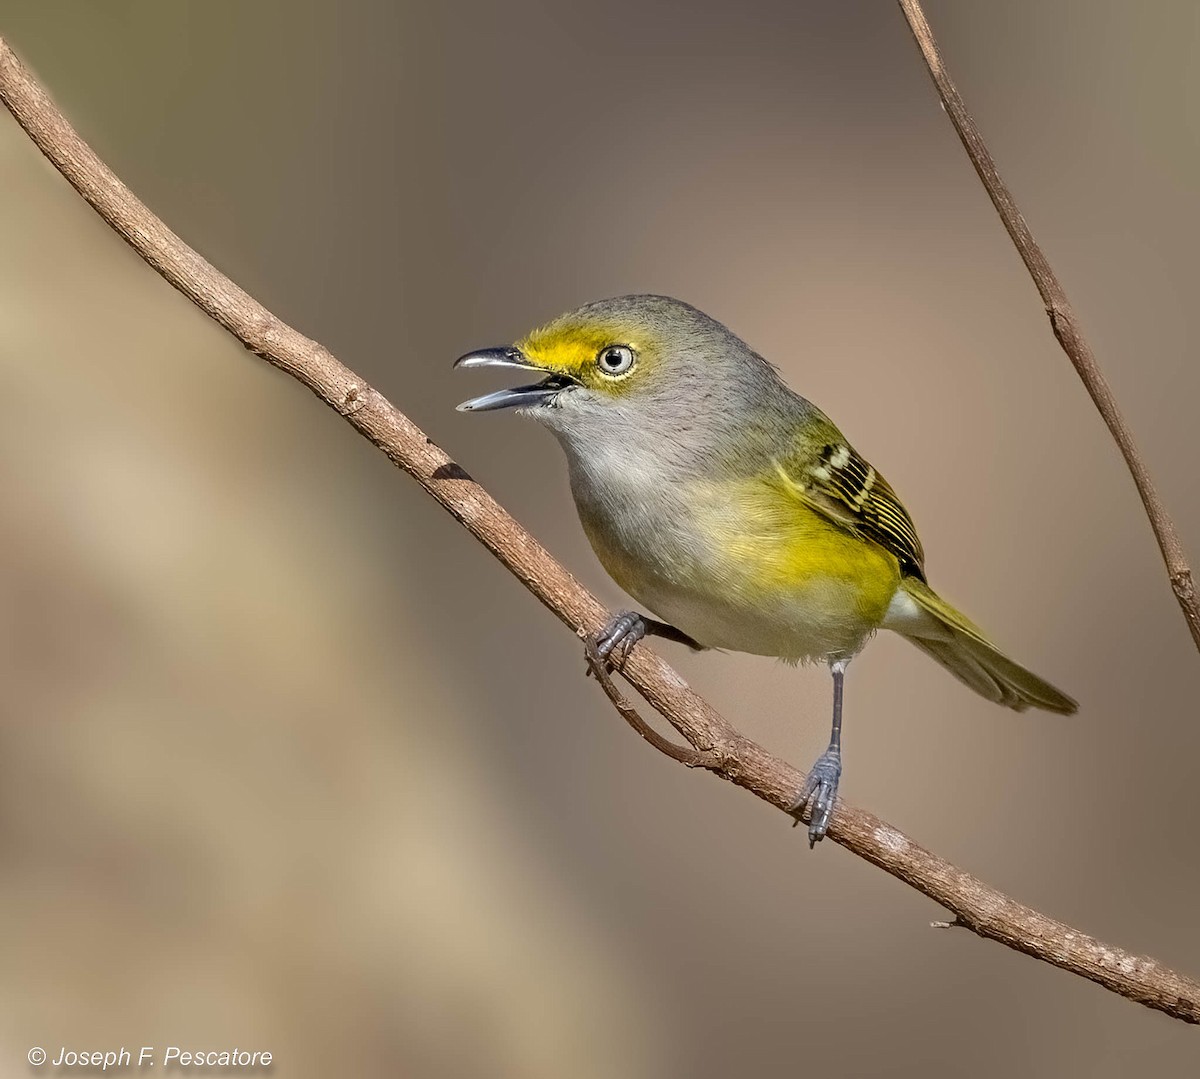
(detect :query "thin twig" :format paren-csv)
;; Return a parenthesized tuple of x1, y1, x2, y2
(896, 0, 1200, 653)
(582, 638, 723, 768)
(1, 36, 1197, 1024)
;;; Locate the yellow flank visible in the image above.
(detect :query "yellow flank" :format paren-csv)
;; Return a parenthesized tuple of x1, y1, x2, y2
(578, 466, 902, 660)
(712, 472, 901, 624)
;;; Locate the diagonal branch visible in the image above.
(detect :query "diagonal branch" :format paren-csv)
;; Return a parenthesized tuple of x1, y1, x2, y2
(1, 36, 1197, 1024)
(897, 0, 1200, 653)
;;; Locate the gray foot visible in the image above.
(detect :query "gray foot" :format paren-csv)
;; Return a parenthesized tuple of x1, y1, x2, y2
(790, 747, 842, 848)
(596, 611, 647, 665)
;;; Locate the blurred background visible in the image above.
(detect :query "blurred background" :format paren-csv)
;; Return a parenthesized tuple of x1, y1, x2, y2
(1, 1, 1198, 1075)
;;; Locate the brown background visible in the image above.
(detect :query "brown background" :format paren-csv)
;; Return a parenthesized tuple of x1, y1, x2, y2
(2, 2, 1198, 1076)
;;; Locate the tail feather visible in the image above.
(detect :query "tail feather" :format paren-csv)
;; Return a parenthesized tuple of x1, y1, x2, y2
(895, 578, 1077, 716)
(906, 636, 1026, 709)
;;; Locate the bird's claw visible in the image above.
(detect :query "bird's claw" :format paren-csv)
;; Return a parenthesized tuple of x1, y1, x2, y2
(790, 746, 842, 847)
(595, 610, 647, 667)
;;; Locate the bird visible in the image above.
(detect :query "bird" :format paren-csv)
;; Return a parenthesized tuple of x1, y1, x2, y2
(454, 294, 1076, 844)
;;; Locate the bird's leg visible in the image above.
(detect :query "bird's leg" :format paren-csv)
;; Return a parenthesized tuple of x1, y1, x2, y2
(595, 610, 703, 666)
(791, 656, 849, 847)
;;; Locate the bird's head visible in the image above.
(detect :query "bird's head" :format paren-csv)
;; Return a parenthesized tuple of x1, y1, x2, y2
(455, 294, 788, 464)
(455, 295, 670, 411)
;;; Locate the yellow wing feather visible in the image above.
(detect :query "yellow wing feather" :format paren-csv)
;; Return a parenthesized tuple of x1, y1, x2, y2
(776, 438, 925, 579)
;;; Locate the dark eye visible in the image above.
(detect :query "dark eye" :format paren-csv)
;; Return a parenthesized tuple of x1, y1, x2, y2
(597, 345, 635, 376)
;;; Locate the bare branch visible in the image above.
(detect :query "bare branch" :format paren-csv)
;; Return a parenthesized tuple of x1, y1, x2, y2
(2, 36, 1197, 1024)
(582, 638, 725, 769)
(896, 0, 1200, 653)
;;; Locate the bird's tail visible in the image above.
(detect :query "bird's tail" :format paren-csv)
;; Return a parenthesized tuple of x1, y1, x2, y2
(895, 577, 1077, 715)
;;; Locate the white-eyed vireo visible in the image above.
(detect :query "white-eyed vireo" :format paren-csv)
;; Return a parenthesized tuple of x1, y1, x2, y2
(455, 295, 1076, 844)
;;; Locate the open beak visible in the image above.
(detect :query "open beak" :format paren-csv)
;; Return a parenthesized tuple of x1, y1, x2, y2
(454, 347, 575, 412)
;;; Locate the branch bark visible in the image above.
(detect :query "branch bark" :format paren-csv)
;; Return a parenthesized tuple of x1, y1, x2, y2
(2, 35, 1197, 1024)
(897, 0, 1200, 653)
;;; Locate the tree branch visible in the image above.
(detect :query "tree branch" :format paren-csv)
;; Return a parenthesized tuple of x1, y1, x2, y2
(896, 0, 1200, 653)
(2, 35, 1197, 1024)
(582, 638, 726, 769)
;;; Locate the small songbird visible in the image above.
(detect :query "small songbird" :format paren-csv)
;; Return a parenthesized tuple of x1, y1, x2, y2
(455, 295, 1076, 844)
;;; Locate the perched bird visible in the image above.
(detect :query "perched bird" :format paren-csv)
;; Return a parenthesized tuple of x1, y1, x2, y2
(455, 295, 1076, 844)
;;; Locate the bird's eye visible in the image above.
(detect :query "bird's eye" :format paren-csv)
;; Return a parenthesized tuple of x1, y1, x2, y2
(597, 345, 636, 377)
